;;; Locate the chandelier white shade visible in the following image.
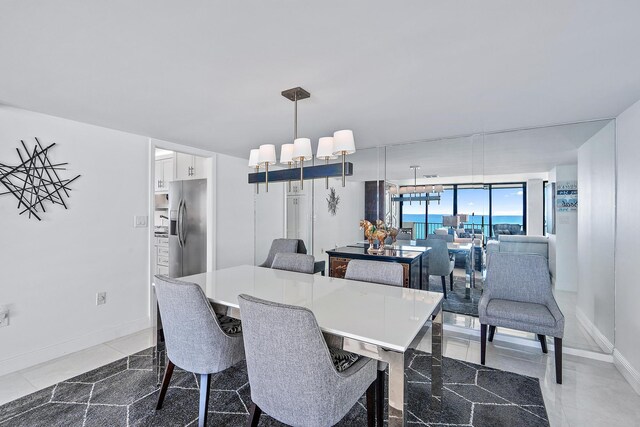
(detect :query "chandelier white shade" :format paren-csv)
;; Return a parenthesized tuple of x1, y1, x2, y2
(293, 138, 313, 161)
(332, 130, 356, 155)
(258, 144, 277, 165)
(248, 149, 260, 168)
(316, 137, 337, 160)
(279, 144, 294, 164)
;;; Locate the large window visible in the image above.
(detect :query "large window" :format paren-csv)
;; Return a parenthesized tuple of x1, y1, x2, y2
(491, 184, 526, 236)
(426, 186, 453, 235)
(457, 185, 490, 237)
(398, 182, 526, 239)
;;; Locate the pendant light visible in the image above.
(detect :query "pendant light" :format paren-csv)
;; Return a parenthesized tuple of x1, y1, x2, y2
(248, 149, 260, 194)
(280, 143, 295, 192)
(258, 144, 276, 192)
(316, 137, 336, 189)
(332, 130, 356, 187)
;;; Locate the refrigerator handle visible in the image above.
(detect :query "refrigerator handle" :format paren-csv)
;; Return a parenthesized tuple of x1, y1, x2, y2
(177, 199, 184, 248)
(180, 200, 188, 246)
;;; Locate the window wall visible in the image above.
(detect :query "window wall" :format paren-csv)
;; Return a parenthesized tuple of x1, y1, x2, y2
(399, 182, 526, 238)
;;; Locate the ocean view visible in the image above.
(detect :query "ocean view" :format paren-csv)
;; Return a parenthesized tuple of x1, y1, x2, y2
(401, 214, 523, 226)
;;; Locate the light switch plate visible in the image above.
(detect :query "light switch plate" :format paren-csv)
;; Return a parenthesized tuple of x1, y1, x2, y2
(134, 215, 148, 228)
(0, 309, 9, 328)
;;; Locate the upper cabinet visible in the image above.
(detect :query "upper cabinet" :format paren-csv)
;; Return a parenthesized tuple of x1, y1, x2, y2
(175, 152, 206, 180)
(155, 157, 174, 192)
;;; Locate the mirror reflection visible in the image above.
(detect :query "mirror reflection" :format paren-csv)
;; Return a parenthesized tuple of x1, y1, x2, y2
(255, 118, 616, 356)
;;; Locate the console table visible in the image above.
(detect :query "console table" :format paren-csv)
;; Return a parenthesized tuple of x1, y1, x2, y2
(326, 245, 429, 289)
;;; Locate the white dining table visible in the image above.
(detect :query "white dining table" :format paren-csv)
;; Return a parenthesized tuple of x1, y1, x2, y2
(160, 264, 444, 426)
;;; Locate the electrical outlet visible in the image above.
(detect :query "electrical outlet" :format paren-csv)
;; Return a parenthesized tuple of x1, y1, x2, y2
(134, 215, 148, 228)
(0, 309, 9, 328)
(96, 292, 107, 306)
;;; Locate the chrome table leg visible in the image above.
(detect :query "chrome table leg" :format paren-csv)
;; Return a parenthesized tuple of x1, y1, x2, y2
(386, 350, 407, 427)
(431, 303, 443, 411)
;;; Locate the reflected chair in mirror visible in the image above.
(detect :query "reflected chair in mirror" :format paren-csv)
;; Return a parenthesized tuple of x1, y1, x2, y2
(154, 275, 245, 427)
(479, 252, 565, 384)
(397, 227, 413, 241)
(271, 253, 315, 274)
(344, 259, 403, 425)
(418, 239, 454, 298)
(238, 294, 377, 427)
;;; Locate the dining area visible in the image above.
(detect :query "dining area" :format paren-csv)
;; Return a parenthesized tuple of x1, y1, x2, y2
(152, 238, 444, 427)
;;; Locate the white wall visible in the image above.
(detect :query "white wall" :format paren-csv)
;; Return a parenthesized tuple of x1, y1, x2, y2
(615, 99, 640, 393)
(576, 121, 616, 350)
(215, 154, 255, 269)
(312, 179, 365, 263)
(553, 165, 578, 292)
(526, 179, 544, 236)
(0, 106, 150, 376)
(254, 182, 285, 265)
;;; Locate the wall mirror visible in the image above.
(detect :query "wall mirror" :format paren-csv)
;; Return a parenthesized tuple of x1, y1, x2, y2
(254, 118, 616, 356)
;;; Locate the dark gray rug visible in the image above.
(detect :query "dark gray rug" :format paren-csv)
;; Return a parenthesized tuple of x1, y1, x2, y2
(0, 348, 548, 426)
(427, 274, 483, 317)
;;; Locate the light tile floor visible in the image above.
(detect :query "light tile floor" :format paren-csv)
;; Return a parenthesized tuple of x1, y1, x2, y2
(1, 321, 639, 426)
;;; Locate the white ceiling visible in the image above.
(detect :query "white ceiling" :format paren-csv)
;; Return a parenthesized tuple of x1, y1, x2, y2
(0, 1, 638, 159)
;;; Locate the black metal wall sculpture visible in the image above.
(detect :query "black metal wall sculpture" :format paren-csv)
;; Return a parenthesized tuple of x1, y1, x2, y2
(0, 138, 81, 221)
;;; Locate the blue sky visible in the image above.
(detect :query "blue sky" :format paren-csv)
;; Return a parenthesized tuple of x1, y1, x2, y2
(402, 187, 524, 216)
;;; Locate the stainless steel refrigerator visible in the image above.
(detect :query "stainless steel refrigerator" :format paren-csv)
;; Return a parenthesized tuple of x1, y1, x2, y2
(168, 179, 207, 277)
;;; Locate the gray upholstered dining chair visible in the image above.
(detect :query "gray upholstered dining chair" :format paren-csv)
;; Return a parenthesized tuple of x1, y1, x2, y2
(154, 275, 245, 427)
(345, 259, 404, 287)
(259, 238, 301, 268)
(271, 252, 315, 274)
(479, 252, 565, 384)
(238, 294, 377, 427)
(417, 238, 454, 298)
(343, 259, 403, 425)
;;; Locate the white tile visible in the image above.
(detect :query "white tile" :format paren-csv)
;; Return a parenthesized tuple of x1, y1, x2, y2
(20, 344, 125, 389)
(0, 373, 37, 405)
(104, 327, 155, 355)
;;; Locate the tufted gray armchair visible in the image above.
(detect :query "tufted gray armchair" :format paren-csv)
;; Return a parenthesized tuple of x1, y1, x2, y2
(154, 275, 245, 427)
(417, 238, 455, 298)
(479, 252, 565, 384)
(271, 253, 315, 274)
(238, 294, 377, 427)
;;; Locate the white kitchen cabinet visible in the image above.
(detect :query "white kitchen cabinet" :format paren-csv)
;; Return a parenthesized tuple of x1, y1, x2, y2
(175, 152, 206, 180)
(154, 158, 174, 192)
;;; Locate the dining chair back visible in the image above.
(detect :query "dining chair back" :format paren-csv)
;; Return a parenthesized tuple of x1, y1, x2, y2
(154, 275, 245, 427)
(271, 253, 315, 274)
(238, 293, 377, 427)
(345, 259, 404, 287)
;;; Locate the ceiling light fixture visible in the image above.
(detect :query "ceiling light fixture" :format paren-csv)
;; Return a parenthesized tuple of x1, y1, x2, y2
(247, 87, 356, 191)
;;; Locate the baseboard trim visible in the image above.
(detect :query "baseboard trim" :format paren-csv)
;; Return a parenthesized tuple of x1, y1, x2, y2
(444, 323, 614, 363)
(0, 316, 151, 377)
(613, 349, 640, 395)
(575, 307, 615, 353)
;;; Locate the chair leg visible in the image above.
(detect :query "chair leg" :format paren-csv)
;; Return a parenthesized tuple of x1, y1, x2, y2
(488, 325, 496, 342)
(440, 276, 447, 299)
(449, 272, 454, 291)
(554, 337, 563, 384)
(376, 369, 384, 426)
(246, 402, 262, 427)
(155, 360, 174, 410)
(198, 374, 211, 427)
(538, 334, 548, 353)
(480, 324, 487, 365)
(366, 379, 376, 427)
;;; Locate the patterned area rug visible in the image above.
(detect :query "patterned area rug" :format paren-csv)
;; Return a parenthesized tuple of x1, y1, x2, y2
(0, 348, 548, 426)
(427, 274, 483, 317)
